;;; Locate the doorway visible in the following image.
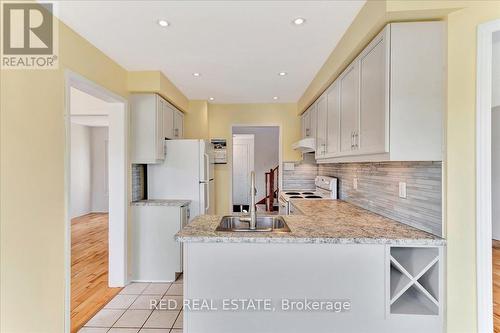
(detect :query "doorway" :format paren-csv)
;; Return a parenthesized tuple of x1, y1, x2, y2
(476, 19, 500, 333)
(231, 126, 280, 213)
(65, 71, 128, 332)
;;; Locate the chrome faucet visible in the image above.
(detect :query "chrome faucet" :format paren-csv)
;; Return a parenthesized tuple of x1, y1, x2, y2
(240, 171, 257, 229)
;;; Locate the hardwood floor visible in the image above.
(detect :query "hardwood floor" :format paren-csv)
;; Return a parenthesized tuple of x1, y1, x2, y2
(71, 213, 122, 333)
(494, 240, 500, 332)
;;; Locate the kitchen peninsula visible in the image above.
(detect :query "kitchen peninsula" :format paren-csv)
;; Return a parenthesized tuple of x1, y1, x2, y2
(176, 200, 445, 333)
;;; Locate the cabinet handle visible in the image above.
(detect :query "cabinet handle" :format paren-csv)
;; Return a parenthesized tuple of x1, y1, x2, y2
(351, 131, 354, 149)
(306, 128, 310, 137)
(354, 131, 359, 149)
(175, 128, 179, 137)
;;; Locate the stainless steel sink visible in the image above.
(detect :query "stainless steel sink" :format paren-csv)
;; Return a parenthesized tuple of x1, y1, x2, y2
(216, 216, 291, 232)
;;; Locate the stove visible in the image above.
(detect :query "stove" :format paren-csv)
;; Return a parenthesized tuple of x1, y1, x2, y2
(278, 176, 338, 214)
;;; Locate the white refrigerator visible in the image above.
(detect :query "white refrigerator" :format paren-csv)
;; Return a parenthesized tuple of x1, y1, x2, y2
(147, 140, 215, 218)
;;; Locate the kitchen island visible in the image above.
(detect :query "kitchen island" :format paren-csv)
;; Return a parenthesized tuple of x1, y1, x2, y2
(176, 200, 445, 333)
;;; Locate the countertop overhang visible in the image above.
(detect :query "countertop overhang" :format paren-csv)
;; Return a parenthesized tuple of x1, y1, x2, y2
(175, 200, 445, 246)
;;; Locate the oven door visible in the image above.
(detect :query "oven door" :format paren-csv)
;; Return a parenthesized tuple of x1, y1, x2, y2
(278, 196, 289, 215)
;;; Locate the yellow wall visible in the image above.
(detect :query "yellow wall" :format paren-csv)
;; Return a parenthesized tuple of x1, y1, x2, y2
(208, 103, 301, 214)
(185, 100, 209, 139)
(298, 1, 500, 331)
(128, 71, 189, 112)
(0, 21, 129, 332)
(444, 3, 500, 331)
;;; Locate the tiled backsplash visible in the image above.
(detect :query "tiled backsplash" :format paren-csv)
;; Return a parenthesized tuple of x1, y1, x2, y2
(132, 164, 146, 201)
(282, 154, 318, 190)
(319, 162, 442, 236)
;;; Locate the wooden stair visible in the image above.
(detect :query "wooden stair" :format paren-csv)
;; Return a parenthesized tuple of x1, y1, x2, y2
(257, 165, 279, 212)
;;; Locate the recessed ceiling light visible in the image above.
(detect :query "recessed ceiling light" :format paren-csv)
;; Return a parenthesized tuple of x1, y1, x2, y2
(278, 72, 288, 76)
(209, 97, 215, 101)
(292, 17, 306, 26)
(158, 19, 169, 27)
(193, 72, 201, 77)
(273, 96, 279, 100)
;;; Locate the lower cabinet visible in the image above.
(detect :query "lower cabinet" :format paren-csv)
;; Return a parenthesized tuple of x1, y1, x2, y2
(132, 203, 189, 282)
(183, 242, 444, 333)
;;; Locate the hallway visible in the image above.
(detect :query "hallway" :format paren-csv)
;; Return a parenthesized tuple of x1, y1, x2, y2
(71, 213, 121, 332)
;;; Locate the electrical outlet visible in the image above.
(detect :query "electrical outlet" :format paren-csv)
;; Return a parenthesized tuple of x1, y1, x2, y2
(399, 182, 407, 199)
(353, 177, 358, 190)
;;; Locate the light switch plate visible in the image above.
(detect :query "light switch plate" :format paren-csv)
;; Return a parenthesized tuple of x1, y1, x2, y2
(353, 177, 358, 190)
(399, 182, 407, 199)
(283, 162, 295, 171)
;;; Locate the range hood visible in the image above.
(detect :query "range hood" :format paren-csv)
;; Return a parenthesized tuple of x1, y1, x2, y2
(292, 137, 316, 153)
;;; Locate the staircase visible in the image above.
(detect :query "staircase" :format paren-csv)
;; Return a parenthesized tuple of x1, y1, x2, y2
(257, 165, 279, 212)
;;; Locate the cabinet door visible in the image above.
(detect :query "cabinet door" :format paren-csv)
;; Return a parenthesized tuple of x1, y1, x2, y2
(301, 112, 307, 139)
(359, 28, 389, 154)
(177, 113, 183, 138)
(339, 63, 360, 154)
(309, 104, 317, 139)
(173, 111, 183, 138)
(163, 100, 174, 139)
(315, 95, 328, 158)
(303, 110, 311, 138)
(326, 82, 340, 156)
(155, 97, 164, 160)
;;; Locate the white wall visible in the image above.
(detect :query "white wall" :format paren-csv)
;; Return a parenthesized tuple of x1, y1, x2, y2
(70, 123, 91, 218)
(90, 127, 109, 212)
(70, 123, 109, 218)
(492, 32, 500, 239)
(233, 127, 279, 203)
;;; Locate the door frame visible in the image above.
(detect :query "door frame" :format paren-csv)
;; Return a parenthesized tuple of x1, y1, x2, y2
(476, 19, 500, 333)
(232, 134, 255, 209)
(64, 70, 129, 331)
(229, 124, 283, 213)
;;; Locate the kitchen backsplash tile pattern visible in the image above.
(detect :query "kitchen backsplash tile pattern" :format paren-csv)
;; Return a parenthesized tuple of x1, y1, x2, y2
(282, 154, 318, 190)
(318, 162, 442, 236)
(132, 164, 146, 201)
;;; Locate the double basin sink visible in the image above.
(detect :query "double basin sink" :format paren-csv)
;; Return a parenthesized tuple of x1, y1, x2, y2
(216, 215, 291, 233)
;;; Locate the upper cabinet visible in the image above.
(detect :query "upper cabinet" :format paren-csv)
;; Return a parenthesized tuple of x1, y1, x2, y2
(131, 93, 184, 164)
(301, 104, 316, 140)
(173, 109, 184, 139)
(312, 22, 444, 163)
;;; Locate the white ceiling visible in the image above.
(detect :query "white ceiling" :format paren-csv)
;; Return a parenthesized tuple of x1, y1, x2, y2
(57, 1, 365, 103)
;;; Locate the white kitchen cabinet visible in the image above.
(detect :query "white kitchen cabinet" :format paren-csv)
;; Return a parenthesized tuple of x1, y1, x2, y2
(315, 94, 328, 158)
(132, 203, 189, 282)
(173, 109, 184, 139)
(314, 21, 444, 163)
(339, 62, 360, 155)
(130, 94, 165, 164)
(325, 82, 340, 156)
(358, 26, 389, 155)
(162, 99, 175, 139)
(301, 104, 316, 139)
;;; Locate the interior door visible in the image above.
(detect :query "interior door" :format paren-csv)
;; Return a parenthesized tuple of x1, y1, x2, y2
(339, 63, 360, 154)
(359, 29, 389, 155)
(232, 134, 255, 207)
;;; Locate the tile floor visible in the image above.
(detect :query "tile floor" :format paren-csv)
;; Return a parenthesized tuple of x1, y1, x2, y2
(79, 275, 184, 333)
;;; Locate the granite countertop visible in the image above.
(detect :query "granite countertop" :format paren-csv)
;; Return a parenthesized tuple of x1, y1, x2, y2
(176, 199, 445, 245)
(131, 199, 191, 207)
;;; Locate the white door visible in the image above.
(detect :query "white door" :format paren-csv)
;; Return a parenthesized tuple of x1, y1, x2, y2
(359, 27, 389, 155)
(315, 95, 327, 158)
(232, 134, 255, 207)
(339, 63, 360, 154)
